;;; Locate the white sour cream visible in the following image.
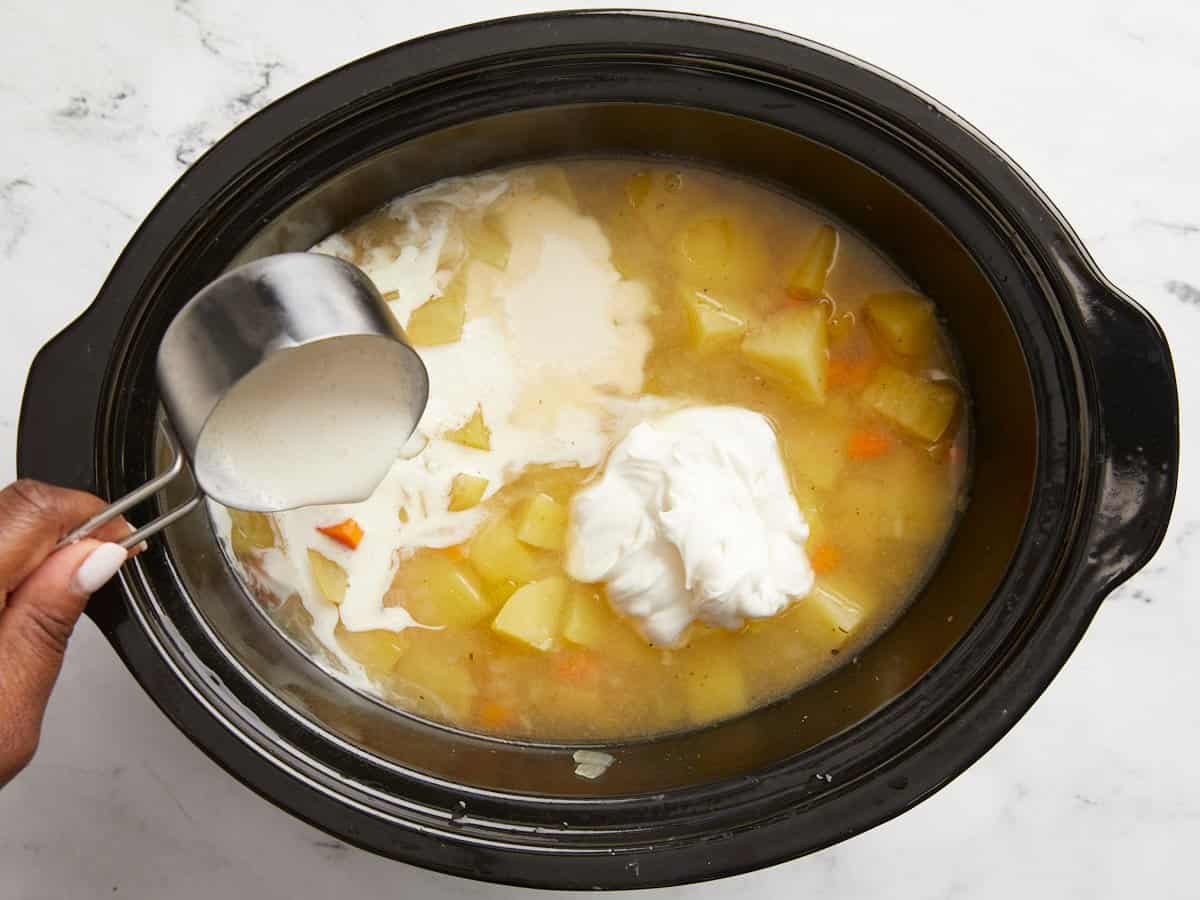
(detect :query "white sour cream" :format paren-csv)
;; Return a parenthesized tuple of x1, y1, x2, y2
(565, 406, 814, 647)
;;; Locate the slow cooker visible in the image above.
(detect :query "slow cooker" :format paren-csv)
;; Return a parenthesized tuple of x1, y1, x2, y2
(17, 11, 1178, 890)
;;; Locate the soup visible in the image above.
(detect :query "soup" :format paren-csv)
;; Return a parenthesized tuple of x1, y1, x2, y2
(215, 160, 970, 742)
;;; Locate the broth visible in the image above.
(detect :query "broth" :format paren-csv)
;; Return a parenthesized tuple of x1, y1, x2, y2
(218, 159, 970, 742)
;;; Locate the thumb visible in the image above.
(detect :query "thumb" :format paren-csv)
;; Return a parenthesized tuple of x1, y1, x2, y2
(0, 540, 128, 736)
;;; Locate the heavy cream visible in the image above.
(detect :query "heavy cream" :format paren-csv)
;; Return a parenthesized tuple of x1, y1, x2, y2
(565, 406, 814, 646)
(214, 169, 659, 676)
(194, 335, 424, 511)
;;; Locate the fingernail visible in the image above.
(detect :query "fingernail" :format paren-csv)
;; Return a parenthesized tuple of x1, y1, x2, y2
(71, 543, 128, 595)
(124, 522, 149, 554)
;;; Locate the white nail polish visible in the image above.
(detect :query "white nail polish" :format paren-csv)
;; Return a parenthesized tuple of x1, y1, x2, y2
(124, 521, 149, 554)
(71, 543, 128, 595)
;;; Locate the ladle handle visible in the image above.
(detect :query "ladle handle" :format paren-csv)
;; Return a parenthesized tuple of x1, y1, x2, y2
(55, 426, 203, 550)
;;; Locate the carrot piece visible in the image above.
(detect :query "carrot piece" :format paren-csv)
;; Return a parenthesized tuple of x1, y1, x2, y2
(948, 442, 966, 467)
(827, 359, 854, 387)
(827, 356, 878, 389)
(478, 700, 514, 730)
(846, 429, 892, 461)
(554, 651, 599, 685)
(316, 518, 364, 550)
(809, 542, 841, 575)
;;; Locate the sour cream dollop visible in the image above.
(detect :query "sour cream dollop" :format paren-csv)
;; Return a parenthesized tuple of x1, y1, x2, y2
(565, 406, 813, 646)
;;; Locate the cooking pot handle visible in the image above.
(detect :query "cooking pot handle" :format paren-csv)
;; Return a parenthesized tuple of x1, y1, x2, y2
(18, 305, 133, 633)
(1075, 283, 1179, 593)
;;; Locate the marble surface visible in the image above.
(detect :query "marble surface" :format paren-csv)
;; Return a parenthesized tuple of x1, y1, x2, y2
(1, 0, 1196, 896)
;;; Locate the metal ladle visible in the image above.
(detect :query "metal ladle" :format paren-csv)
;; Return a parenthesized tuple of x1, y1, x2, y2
(58, 253, 430, 550)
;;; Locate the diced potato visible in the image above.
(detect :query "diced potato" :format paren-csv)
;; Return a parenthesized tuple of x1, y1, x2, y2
(787, 224, 839, 300)
(484, 577, 521, 606)
(445, 406, 491, 450)
(626, 169, 700, 242)
(391, 632, 479, 721)
(502, 463, 589, 504)
(562, 588, 612, 650)
(531, 166, 576, 208)
(865, 291, 936, 357)
(406, 275, 466, 346)
(827, 449, 953, 554)
(465, 215, 510, 270)
(781, 419, 850, 492)
(468, 514, 538, 585)
(624, 171, 653, 208)
(335, 624, 408, 673)
(398, 553, 493, 627)
(800, 500, 829, 549)
(805, 576, 869, 639)
(448, 473, 488, 512)
(491, 576, 569, 651)
(741, 304, 829, 404)
(307, 549, 348, 605)
(229, 509, 274, 555)
(887, 452, 957, 544)
(806, 578, 864, 633)
(681, 641, 749, 724)
(674, 214, 733, 279)
(680, 288, 747, 351)
(563, 586, 647, 657)
(672, 209, 770, 293)
(516, 493, 567, 550)
(862, 366, 958, 443)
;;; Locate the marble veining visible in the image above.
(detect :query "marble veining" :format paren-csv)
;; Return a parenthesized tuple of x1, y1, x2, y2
(175, 0, 228, 56)
(171, 57, 287, 166)
(174, 124, 217, 168)
(1166, 281, 1200, 305)
(0, 177, 33, 256)
(229, 61, 284, 114)
(0, 1, 1196, 898)
(1146, 220, 1200, 236)
(55, 86, 136, 123)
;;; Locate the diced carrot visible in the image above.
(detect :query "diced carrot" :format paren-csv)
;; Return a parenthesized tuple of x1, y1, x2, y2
(948, 442, 966, 467)
(827, 356, 878, 389)
(828, 359, 853, 386)
(846, 429, 892, 461)
(478, 700, 514, 730)
(809, 542, 841, 575)
(316, 518, 364, 550)
(554, 651, 599, 685)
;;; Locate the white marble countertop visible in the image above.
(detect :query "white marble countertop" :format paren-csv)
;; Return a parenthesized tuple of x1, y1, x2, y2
(1, 1, 1196, 897)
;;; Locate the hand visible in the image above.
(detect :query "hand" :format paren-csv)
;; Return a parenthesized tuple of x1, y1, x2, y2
(0, 480, 136, 786)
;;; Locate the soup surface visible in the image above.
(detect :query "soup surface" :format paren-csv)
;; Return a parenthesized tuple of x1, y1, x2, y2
(215, 159, 970, 742)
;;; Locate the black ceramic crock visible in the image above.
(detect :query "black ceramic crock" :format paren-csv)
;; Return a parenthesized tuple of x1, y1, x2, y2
(17, 11, 1178, 890)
